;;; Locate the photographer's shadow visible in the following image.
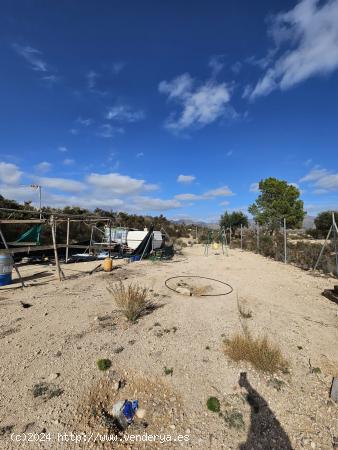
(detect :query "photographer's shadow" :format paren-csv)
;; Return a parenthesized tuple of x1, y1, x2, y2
(239, 372, 293, 450)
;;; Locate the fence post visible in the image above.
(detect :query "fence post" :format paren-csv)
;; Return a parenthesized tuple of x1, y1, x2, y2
(240, 224, 243, 250)
(283, 218, 287, 264)
(256, 223, 260, 253)
(65, 217, 70, 263)
(333, 212, 338, 278)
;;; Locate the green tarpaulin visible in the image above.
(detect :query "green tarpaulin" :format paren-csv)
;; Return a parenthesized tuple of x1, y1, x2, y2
(15, 224, 42, 244)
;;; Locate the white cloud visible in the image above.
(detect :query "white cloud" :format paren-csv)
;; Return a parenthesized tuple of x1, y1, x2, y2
(175, 185, 234, 201)
(87, 172, 158, 195)
(131, 196, 181, 211)
(175, 193, 204, 201)
(12, 44, 48, 72)
(112, 62, 125, 75)
(106, 105, 145, 122)
(219, 200, 230, 206)
(36, 177, 86, 193)
(86, 70, 98, 89)
(97, 124, 124, 138)
(0, 162, 22, 184)
(76, 117, 93, 127)
(35, 161, 52, 173)
(159, 73, 193, 100)
(305, 201, 338, 215)
(209, 55, 225, 76)
(42, 74, 59, 84)
(300, 167, 338, 191)
(58, 146, 68, 152)
(136, 152, 144, 158)
(226, 150, 233, 157)
(159, 73, 234, 131)
(300, 168, 328, 182)
(0, 163, 186, 214)
(0, 185, 41, 205)
(204, 186, 234, 197)
(250, 0, 338, 99)
(231, 61, 242, 74)
(249, 182, 260, 192)
(63, 159, 74, 165)
(177, 174, 196, 184)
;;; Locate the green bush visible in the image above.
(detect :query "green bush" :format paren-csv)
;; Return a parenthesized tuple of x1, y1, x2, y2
(207, 396, 220, 413)
(96, 359, 111, 371)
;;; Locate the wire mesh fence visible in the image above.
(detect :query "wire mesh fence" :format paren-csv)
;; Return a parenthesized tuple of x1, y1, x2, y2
(230, 227, 337, 277)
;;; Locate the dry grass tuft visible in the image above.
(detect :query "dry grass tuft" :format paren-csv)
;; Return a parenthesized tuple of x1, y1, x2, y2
(224, 333, 288, 373)
(108, 281, 157, 322)
(237, 294, 253, 320)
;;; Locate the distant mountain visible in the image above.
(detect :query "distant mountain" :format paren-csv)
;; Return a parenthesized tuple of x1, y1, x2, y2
(303, 215, 315, 229)
(172, 219, 219, 229)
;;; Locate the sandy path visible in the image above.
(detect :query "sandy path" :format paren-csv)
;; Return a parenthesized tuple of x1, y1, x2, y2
(0, 246, 337, 449)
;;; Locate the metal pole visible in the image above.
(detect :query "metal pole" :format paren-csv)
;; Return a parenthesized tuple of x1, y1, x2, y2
(39, 186, 42, 219)
(332, 212, 338, 278)
(314, 225, 332, 271)
(140, 232, 153, 261)
(65, 217, 70, 263)
(109, 220, 112, 258)
(283, 218, 287, 264)
(240, 224, 243, 250)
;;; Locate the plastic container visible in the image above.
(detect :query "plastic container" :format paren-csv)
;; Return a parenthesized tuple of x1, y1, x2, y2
(102, 257, 113, 272)
(0, 253, 13, 286)
(130, 255, 141, 263)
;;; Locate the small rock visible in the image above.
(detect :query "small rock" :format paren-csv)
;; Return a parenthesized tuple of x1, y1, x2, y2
(113, 346, 124, 354)
(169, 424, 176, 430)
(176, 287, 191, 296)
(47, 373, 60, 381)
(330, 377, 338, 403)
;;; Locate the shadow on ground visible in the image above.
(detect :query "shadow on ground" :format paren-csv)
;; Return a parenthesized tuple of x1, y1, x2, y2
(239, 372, 293, 450)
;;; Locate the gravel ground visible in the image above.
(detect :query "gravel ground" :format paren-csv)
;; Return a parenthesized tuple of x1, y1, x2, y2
(0, 246, 337, 449)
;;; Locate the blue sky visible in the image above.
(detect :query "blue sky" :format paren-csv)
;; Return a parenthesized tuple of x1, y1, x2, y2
(0, 0, 338, 221)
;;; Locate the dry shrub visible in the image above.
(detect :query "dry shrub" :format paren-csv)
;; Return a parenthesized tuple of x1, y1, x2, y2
(224, 333, 288, 373)
(108, 281, 157, 322)
(237, 295, 252, 320)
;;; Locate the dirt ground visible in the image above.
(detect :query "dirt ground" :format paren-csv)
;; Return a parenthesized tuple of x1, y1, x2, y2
(0, 245, 337, 449)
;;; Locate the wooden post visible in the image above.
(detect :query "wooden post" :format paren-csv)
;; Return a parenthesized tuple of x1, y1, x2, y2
(89, 225, 94, 255)
(65, 217, 70, 263)
(51, 216, 62, 281)
(0, 226, 25, 288)
(257, 223, 260, 253)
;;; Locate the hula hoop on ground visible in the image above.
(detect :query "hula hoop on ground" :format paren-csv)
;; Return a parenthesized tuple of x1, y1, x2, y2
(165, 275, 233, 297)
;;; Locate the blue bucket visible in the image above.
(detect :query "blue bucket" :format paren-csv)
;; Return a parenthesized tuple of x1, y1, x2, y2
(0, 253, 13, 286)
(130, 255, 141, 263)
(0, 273, 12, 286)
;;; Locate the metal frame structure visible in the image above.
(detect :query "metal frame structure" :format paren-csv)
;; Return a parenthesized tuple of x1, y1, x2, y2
(0, 208, 113, 285)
